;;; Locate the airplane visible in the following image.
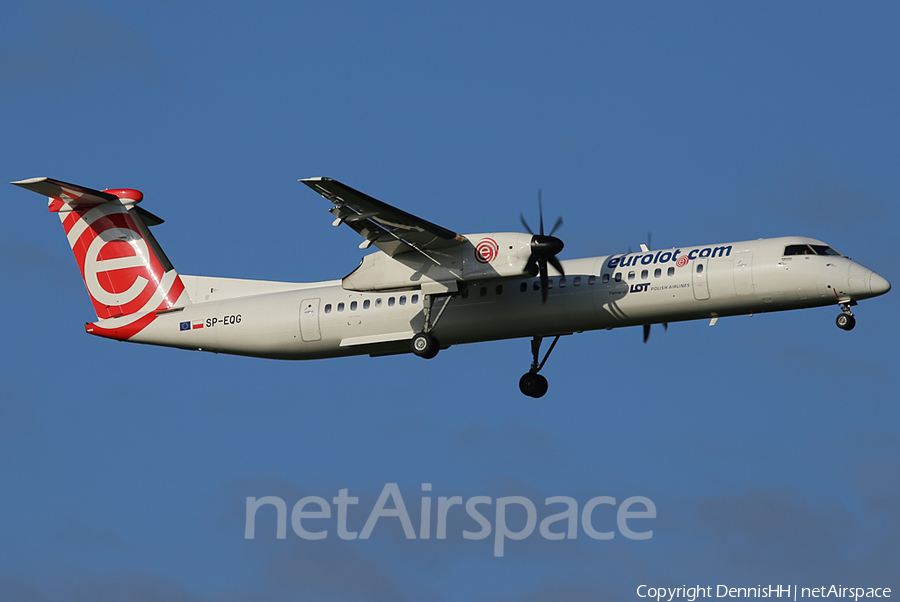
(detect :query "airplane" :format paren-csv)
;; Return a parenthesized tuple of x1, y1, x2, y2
(12, 176, 891, 398)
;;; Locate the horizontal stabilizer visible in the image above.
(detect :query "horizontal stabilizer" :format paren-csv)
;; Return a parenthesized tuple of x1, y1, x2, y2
(133, 205, 165, 226)
(11, 177, 118, 207)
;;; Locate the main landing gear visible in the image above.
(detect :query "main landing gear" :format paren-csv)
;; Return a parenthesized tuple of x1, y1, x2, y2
(519, 335, 561, 398)
(411, 292, 454, 359)
(411, 331, 439, 359)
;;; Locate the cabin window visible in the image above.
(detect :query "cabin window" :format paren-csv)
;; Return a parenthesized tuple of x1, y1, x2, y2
(614, 273, 622, 282)
(388, 297, 395, 307)
(496, 285, 503, 295)
(696, 263, 704, 274)
(350, 301, 358, 311)
(411, 294, 419, 304)
(628, 271, 635, 281)
(533, 281, 541, 291)
(375, 298, 382, 308)
(668, 267, 675, 277)
(480, 287, 488, 297)
(641, 269, 649, 280)
(602, 273, 610, 283)
(574, 276, 582, 286)
(547, 279, 553, 289)
(654, 268, 662, 278)
(324, 304, 332, 314)
(588, 275, 596, 285)
(399, 295, 406, 306)
(337, 302, 345, 312)
(558, 278, 566, 289)
(363, 299, 370, 309)
(520, 282, 528, 292)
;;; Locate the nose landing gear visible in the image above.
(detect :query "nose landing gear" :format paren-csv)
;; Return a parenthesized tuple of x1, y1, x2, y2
(519, 372, 548, 398)
(519, 335, 561, 398)
(836, 301, 856, 331)
(836, 311, 856, 331)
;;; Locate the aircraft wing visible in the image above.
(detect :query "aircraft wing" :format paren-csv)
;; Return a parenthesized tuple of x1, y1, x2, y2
(301, 177, 467, 257)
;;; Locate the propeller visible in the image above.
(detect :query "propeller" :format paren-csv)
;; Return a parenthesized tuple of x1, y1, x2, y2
(520, 189, 565, 303)
(639, 231, 668, 343)
(643, 322, 668, 344)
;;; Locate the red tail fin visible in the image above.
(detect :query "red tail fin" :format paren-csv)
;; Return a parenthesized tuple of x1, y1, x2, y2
(13, 177, 190, 338)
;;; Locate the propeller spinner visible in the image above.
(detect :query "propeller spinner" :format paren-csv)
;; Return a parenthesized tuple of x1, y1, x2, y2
(520, 189, 565, 303)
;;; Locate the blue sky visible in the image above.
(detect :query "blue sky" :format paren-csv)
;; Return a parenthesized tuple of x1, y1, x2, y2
(2, 2, 898, 600)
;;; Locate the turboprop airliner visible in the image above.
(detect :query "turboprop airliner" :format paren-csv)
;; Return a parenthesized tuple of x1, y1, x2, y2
(13, 176, 891, 397)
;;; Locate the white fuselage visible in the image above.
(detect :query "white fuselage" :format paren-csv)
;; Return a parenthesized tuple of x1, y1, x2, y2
(122, 236, 889, 360)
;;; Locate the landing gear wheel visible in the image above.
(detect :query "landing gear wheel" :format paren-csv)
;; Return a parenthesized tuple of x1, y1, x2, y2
(519, 372, 549, 398)
(836, 313, 856, 331)
(411, 332, 440, 359)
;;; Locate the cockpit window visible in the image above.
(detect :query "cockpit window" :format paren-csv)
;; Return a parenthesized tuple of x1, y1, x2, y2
(784, 244, 814, 256)
(784, 244, 842, 257)
(810, 245, 841, 256)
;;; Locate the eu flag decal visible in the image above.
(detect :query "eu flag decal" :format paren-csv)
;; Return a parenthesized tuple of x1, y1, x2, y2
(180, 321, 191, 331)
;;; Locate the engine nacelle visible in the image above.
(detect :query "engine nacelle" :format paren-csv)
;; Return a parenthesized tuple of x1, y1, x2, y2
(342, 232, 534, 291)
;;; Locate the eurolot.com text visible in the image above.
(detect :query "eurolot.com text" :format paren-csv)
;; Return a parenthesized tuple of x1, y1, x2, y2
(244, 483, 655, 557)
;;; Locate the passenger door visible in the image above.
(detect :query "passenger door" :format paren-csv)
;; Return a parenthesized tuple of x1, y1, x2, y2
(733, 252, 754, 295)
(300, 298, 322, 342)
(692, 259, 710, 300)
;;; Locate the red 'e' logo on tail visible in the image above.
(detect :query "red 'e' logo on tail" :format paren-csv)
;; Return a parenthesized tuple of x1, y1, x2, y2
(63, 203, 181, 322)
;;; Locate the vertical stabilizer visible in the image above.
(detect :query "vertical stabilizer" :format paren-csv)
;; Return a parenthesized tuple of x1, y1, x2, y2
(12, 177, 191, 340)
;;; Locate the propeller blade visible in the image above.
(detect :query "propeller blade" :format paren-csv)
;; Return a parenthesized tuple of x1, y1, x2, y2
(539, 259, 549, 303)
(520, 213, 534, 235)
(538, 189, 544, 236)
(548, 255, 565, 277)
(643, 322, 668, 343)
(524, 253, 539, 276)
(549, 216, 564, 237)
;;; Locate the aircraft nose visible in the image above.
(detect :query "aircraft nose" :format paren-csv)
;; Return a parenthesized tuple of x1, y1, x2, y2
(870, 272, 891, 296)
